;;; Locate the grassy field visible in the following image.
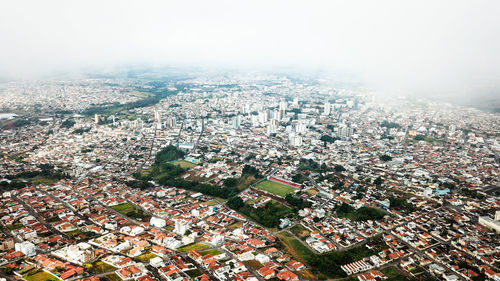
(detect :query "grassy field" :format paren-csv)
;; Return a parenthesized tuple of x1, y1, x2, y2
(136, 252, 158, 262)
(185, 269, 203, 278)
(237, 174, 258, 191)
(290, 224, 311, 239)
(227, 220, 244, 229)
(111, 202, 135, 212)
(7, 223, 23, 230)
(103, 273, 122, 281)
(177, 243, 208, 252)
(243, 260, 264, 270)
(297, 270, 320, 280)
(171, 160, 197, 169)
(64, 229, 81, 237)
(277, 231, 315, 263)
(381, 266, 414, 281)
(255, 180, 296, 197)
(199, 249, 222, 256)
(305, 189, 319, 196)
(86, 261, 117, 273)
(32, 178, 58, 185)
(110, 202, 150, 221)
(24, 271, 59, 281)
(204, 200, 219, 206)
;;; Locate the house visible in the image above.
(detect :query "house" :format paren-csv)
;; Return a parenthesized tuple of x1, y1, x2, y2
(258, 267, 275, 279)
(277, 269, 299, 281)
(285, 260, 305, 271)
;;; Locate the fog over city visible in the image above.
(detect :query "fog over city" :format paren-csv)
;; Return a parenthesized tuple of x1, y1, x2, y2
(1, 0, 500, 103)
(1, 1, 500, 280)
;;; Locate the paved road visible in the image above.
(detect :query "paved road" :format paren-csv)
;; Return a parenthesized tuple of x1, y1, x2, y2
(39, 188, 95, 227)
(12, 194, 71, 240)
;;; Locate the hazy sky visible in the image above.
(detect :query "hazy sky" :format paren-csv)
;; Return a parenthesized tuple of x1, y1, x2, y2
(1, 0, 500, 95)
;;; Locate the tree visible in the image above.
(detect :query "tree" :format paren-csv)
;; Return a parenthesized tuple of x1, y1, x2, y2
(155, 145, 185, 164)
(60, 119, 76, 129)
(373, 176, 383, 186)
(414, 135, 425, 141)
(223, 178, 238, 188)
(242, 165, 261, 177)
(285, 194, 312, 210)
(227, 196, 244, 209)
(334, 165, 346, 172)
(337, 202, 355, 214)
(379, 155, 392, 162)
(320, 135, 337, 143)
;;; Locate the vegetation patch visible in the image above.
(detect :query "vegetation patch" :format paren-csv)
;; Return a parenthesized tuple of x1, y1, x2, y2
(185, 269, 202, 278)
(177, 243, 208, 252)
(290, 224, 311, 239)
(86, 261, 117, 274)
(110, 203, 149, 221)
(204, 200, 219, 206)
(132, 146, 243, 200)
(103, 273, 122, 281)
(227, 220, 244, 229)
(243, 260, 264, 270)
(277, 231, 316, 263)
(171, 160, 196, 169)
(297, 270, 320, 280)
(7, 223, 23, 230)
(199, 249, 222, 256)
(64, 229, 81, 237)
(336, 203, 386, 221)
(381, 266, 414, 281)
(136, 252, 158, 262)
(24, 271, 59, 281)
(228, 198, 292, 228)
(278, 231, 380, 279)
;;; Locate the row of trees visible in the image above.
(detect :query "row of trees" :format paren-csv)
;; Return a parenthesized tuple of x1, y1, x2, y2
(335, 202, 386, 221)
(83, 88, 178, 116)
(227, 197, 290, 228)
(154, 145, 186, 165)
(308, 243, 378, 278)
(285, 194, 312, 210)
(1, 164, 69, 190)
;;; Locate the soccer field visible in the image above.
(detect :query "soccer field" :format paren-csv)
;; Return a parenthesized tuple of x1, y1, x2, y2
(255, 180, 296, 197)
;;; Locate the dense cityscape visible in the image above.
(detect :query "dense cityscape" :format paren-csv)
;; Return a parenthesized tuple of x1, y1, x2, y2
(0, 74, 498, 281)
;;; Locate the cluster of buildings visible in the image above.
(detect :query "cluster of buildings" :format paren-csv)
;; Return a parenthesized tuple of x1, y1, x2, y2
(0, 74, 498, 281)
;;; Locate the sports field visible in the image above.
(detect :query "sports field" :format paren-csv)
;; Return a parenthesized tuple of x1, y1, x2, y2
(255, 180, 296, 197)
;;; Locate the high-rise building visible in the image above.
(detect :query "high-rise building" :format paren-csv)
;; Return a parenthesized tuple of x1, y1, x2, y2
(258, 111, 268, 124)
(339, 126, 354, 138)
(167, 117, 176, 128)
(296, 122, 307, 133)
(154, 110, 162, 130)
(289, 133, 303, 146)
(279, 100, 287, 111)
(324, 102, 330, 116)
(267, 125, 276, 135)
(232, 115, 241, 129)
(449, 125, 456, 135)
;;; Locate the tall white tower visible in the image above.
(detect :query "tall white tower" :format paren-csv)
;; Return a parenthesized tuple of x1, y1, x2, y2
(324, 102, 330, 116)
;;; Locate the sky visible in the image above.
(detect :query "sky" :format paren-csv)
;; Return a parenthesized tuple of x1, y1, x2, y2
(1, 0, 500, 98)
